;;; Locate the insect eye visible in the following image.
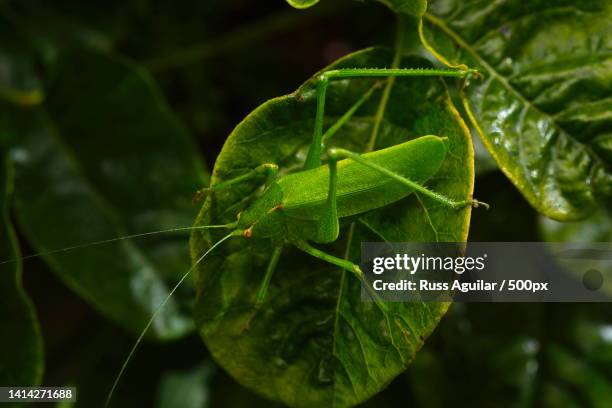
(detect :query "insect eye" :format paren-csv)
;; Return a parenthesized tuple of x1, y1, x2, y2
(243, 228, 253, 238)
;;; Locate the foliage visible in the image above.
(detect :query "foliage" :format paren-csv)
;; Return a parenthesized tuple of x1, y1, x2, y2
(192, 48, 473, 407)
(0, 0, 609, 407)
(9, 49, 207, 339)
(421, 0, 612, 221)
(412, 202, 612, 407)
(0, 154, 43, 387)
(412, 302, 612, 407)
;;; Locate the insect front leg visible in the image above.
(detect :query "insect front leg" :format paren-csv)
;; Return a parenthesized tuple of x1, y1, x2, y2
(193, 163, 279, 203)
(303, 78, 382, 170)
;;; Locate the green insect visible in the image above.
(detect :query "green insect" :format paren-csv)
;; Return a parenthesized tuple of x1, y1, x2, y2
(197, 67, 485, 310)
(106, 66, 486, 406)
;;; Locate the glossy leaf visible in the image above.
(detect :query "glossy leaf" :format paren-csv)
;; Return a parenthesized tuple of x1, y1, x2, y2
(10, 50, 208, 339)
(286, 0, 320, 9)
(0, 153, 43, 386)
(192, 48, 474, 407)
(421, 0, 612, 220)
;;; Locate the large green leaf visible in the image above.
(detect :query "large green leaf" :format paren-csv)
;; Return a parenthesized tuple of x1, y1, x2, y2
(421, 0, 612, 220)
(10, 50, 208, 339)
(191, 48, 474, 407)
(0, 153, 43, 386)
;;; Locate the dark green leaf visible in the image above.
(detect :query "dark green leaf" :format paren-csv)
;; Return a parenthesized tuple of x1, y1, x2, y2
(192, 48, 474, 407)
(0, 153, 43, 386)
(411, 303, 612, 407)
(10, 50, 208, 339)
(412, 207, 612, 407)
(422, 0, 612, 220)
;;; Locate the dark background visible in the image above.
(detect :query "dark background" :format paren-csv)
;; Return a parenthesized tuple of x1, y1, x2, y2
(2, 0, 609, 406)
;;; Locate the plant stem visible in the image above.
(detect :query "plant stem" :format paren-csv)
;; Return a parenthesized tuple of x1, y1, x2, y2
(146, 3, 344, 72)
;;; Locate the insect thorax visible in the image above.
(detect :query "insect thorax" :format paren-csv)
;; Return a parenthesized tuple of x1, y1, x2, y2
(237, 183, 286, 239)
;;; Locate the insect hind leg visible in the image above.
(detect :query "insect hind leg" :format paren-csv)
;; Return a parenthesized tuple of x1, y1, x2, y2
(320, 82, 383, 148)
(304, 67, 476, 170)
(328, 147, 483, 210)
(292, 239, 417, 340)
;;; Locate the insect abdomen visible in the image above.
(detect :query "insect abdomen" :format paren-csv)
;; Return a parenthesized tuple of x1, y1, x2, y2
(278, 135, 448, 220)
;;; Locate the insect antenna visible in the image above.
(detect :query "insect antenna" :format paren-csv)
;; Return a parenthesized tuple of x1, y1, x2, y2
(0, 223, 237, 266)
(104, 230, 239, 407)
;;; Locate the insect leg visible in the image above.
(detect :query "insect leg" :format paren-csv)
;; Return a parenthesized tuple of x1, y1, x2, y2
(328, 147, 488, 209)
(303, 75, 329, 170)
(193, 163, 279, 203)
(320, 82, 382, 147)
(293, 239, 390, 314)
(304, 67, 478, 170)
(294, 239, 430, 342)
(242, 246, 283, 332)
(322, 67, 479, 81)
(314, 151, 340, 243)
(304, 79, 382, 170)
(242, 245, 283, 332)
(293, 239, 362, 280)
(254, 245, 283, 309)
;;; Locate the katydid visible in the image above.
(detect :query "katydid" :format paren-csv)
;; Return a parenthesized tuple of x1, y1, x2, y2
(199, 68, 484, 303)
(103, 66, 486, 406)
